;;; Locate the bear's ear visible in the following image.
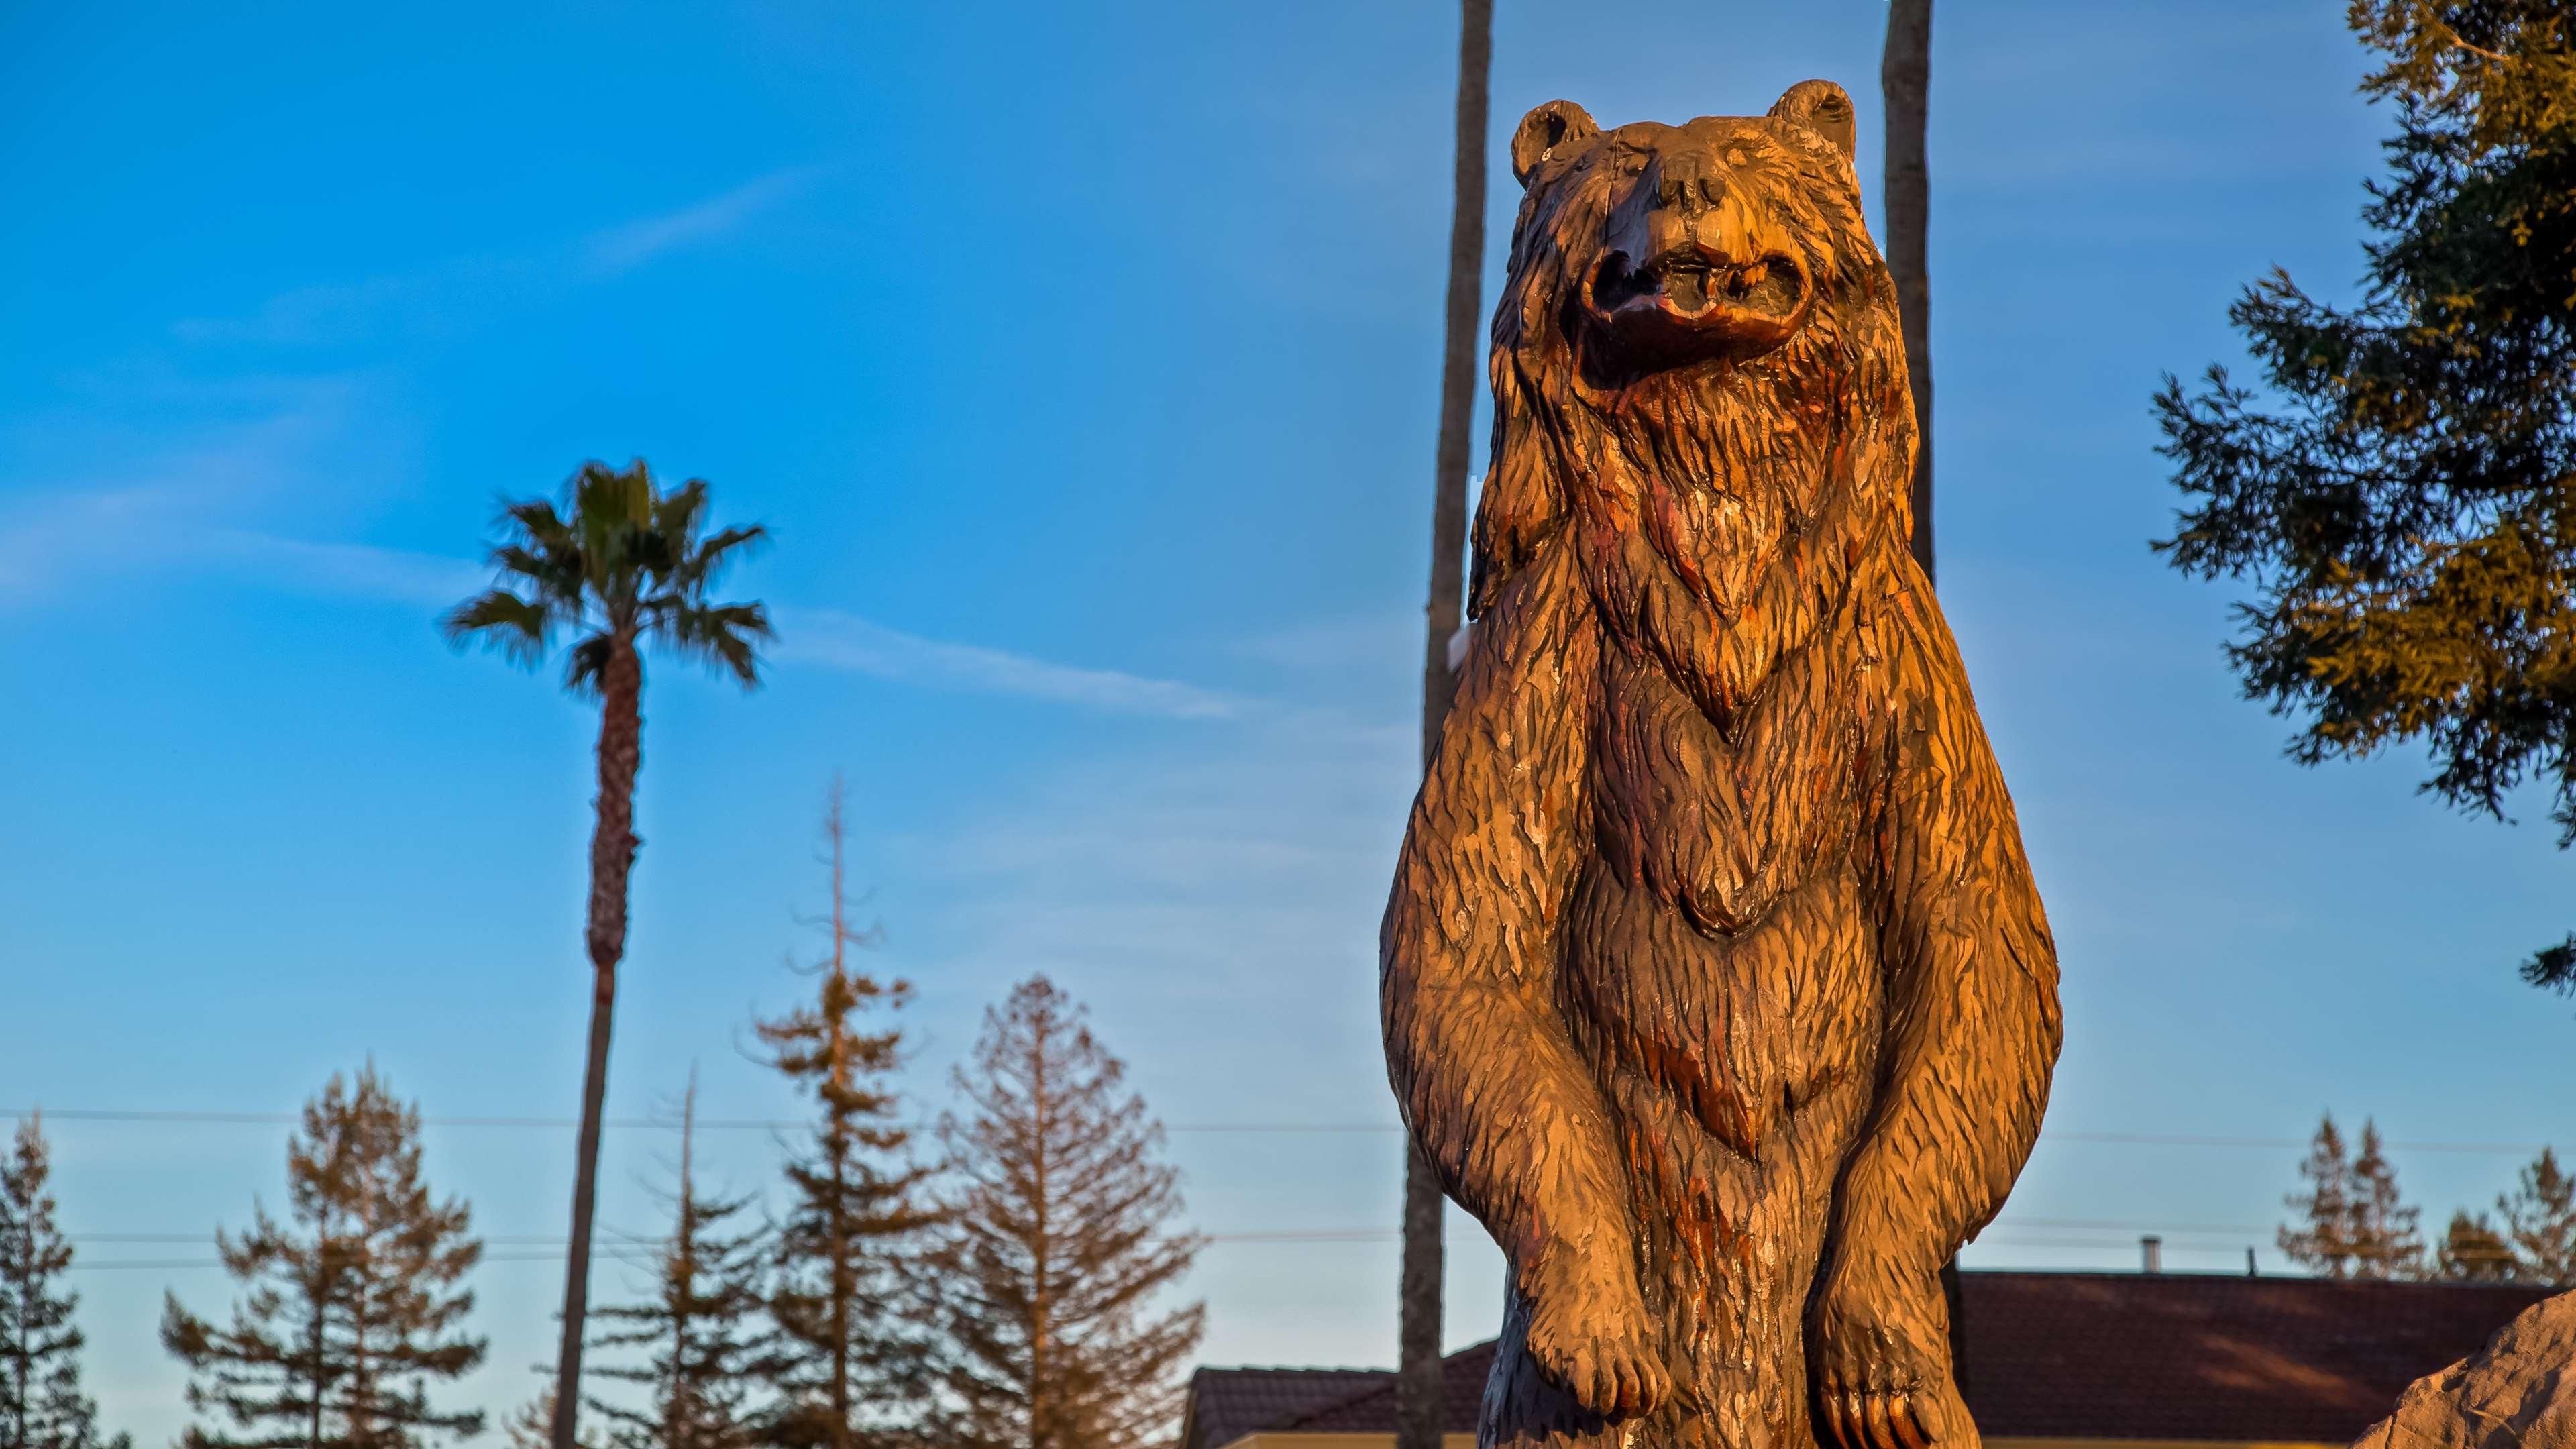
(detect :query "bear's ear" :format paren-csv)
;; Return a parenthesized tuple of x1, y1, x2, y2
(1511, 100, 1600, 186)
(1768, 80, 1856, 162)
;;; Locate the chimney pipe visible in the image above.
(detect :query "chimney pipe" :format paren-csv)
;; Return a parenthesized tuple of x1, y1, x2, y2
(2141, 1235, 2163, 1274)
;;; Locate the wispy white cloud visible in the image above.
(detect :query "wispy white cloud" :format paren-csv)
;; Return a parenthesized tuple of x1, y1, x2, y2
(582, 166, 823, 274)
(201, 530, 486, 608)
(0, 376, 381, 606)
(779, 608, 1248, 721)
(169, 164, 824, 348)
(0, 486, 1250, 720)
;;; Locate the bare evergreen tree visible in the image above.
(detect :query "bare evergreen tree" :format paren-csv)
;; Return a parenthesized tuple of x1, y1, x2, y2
(0, 1115, 125, 1449)
(504, 1392, 596, 1449)
(922, 977, 1204, 1449)
(2280, 1115, 2427, 1280)
(753, 781, 938, 1449)
(585, 1073, 770, 1449)
(2279, 1114, 2359, 1276)
(2347, 1122, 2427, 1280)
(2498, 1146, 2576, 1286)
(2434, 1211, 2518, 1281)
(1406, 3, 1491, 1438)
(162, 1066, 486, 1449)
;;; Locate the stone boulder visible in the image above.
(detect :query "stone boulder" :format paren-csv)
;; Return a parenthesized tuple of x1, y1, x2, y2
(2352, 1288, 2576, 1448)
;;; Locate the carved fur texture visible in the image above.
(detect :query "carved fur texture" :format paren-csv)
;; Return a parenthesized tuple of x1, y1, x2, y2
(1381, 83, 2061, 1449)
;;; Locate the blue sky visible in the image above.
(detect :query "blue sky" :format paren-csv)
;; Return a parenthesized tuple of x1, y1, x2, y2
(6, 0, 2574, 1439)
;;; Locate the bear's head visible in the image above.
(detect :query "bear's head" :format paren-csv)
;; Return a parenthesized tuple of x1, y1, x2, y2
(1470, 82, 1917, 675)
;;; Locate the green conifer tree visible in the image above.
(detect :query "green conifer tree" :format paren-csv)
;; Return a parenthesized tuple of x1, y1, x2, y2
(0, 1114, 126, 1449)
(2153, 3, 2576, 991)
(753, 782, 938, 1449)
(2498, 1145, 2576, 1285)
(2434, 1210, 2519, 1280)
(162, 1066, 486, 1449)
(920, 977, 1205, 1449)
(585, 1074, 769, 1449)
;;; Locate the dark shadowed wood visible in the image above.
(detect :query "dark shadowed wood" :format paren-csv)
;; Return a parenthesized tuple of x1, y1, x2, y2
(1882, 0, 1933, 583)
(1384, 83, 2059, 1449)
(1403, 4, 1491, 1449)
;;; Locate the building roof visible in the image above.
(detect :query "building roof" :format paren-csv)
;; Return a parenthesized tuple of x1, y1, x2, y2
(1179, 1364, 1395, 1449)
(1960, 1271, 2553, 1442)
(1183, 1272, 2560, 1447)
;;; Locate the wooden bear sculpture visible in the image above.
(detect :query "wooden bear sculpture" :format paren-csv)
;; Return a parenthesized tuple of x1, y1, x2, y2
(1381, 81, 2062, 1449)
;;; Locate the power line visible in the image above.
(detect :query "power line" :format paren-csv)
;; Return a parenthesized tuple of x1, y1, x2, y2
(60, 1214, 2282, 1261)
(3, 1107, 2557, 1155)
(71, 1228, 2287, 1272)
(0, 1108, 1398, 1134)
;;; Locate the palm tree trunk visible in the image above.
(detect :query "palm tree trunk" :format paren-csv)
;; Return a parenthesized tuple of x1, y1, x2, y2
(1883, 0, 1934, 583)
(552, 631, 643, 1449)
(1402, 4, 1490, 1448)
(1882, 0, 1968, 1391)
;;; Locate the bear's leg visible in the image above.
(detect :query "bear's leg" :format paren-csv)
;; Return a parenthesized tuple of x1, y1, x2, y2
(1483, 1287, 1669, 1449)
(1477, 1091, 1867, 1449)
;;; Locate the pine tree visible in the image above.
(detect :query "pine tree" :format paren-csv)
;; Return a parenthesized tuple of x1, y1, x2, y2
(162, 1065, 486, 1449)
(2279, 1114, 2359, 1275)
(2434, 1210, 2519, 1280)
(754, 781, 938, 1449)
(2152, 3, 2576, 991)
(922, 977, 1205, 1449)
(2498, 1145, 2576, 1285)
(584, 1073, 769, 1449)
(2347, 1120, 2428, 1280)
(0, 1114, 125, 1449)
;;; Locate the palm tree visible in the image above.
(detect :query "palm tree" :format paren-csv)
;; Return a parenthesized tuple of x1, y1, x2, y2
(1884, 0, 1966, 1381)
(1883, 0, 1934, 581)
(443, 458, 771, 1449)
(1405, 3, 1491, 1446)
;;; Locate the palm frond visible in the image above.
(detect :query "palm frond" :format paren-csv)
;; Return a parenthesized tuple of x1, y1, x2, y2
(652, 477, 710, 549)
(454, 458, 769, 698)
(563, 633, 616, 698)
(488, 544, 588, 613)
(566, 460, 655, 611)
(672, 524, 771, 591)
(660, 601, 773, 689)
(439, 590, 553, 667)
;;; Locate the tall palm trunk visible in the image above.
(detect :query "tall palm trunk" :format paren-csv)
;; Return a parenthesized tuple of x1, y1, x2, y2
(1882, 0, 1967, 1387)
(552, 631, 643, 1449)
(1883, 0, 1934, 582)
(1402, 4, 1491, 1447)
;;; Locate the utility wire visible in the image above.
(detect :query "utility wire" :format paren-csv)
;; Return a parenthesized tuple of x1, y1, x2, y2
(67, 1229, 2279, 1271)
(60, 1214, 2279, 1259)
(1, 1107, 2556, 1155)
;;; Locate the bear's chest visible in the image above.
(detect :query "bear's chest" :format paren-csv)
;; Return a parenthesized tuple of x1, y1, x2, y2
(1587, 643, 1874, 934)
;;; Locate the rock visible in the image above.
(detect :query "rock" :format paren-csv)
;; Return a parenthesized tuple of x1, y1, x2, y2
(2352, 1289, 2576, 1448)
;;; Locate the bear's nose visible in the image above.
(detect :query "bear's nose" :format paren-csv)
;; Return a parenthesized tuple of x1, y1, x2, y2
(1648, 152, 1725, 212)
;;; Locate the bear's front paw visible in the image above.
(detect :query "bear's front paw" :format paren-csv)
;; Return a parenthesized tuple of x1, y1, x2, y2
(1522, 1248, 1672, 1418)
(1808, 1256, 1974, 1449)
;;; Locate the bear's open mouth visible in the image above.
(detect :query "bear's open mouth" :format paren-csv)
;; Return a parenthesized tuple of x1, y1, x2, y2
(1585, 248, 1810, 331)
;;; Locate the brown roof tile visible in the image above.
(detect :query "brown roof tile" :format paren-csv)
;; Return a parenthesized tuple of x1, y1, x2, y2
(1183, 1273, 2559, 1444)
(1957, 1271, 2555, 1442)
(1181, 1365, 1393, 1449)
